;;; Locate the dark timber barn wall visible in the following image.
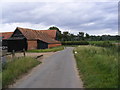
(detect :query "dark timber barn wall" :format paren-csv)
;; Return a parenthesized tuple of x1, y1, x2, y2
(7, 29, 28, 52)
(7, 39, 28, 52)
(37, 40, 48, 49)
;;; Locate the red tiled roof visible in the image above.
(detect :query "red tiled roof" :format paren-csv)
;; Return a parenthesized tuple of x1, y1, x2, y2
(40, 30, 57, 39)
(17, 27, 60, 44)
(0, 32, 13, 40)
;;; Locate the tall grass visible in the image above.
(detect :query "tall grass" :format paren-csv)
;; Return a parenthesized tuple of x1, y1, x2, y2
(2, 57, 41, 88)
(0, 72, 2, 89)
(27, 46, 64, 53)
(89, 41, 118, 44)
(74, 46, 118, 88)
(88, 41, 113, 47)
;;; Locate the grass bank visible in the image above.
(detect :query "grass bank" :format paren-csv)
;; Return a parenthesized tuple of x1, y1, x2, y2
(27, 46, 64, 53)
(74, 46, 118, 88)
(2, 57, 41, 88)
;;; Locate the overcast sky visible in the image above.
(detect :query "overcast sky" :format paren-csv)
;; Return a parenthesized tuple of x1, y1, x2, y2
(0, 0, 119, 35)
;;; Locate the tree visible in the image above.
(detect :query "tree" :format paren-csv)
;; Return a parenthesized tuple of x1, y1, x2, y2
(62, 31, 70, 41)
(77, 32, 84, 40)
(48, 26, 60, 32)
(85, 33, 90, 38)
(48, 26, 62, 41)
(70, 34, 76, 41)
(63, 31, 69, 35)
(85, 33, 90, 40)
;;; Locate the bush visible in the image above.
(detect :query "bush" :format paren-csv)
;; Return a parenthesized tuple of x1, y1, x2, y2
(61, 41, 89, 45)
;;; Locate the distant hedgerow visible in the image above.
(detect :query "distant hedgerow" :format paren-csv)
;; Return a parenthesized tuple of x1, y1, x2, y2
(61, 41, 89, 45)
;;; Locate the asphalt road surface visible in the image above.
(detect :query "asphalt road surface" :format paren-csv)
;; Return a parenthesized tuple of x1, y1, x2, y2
(12, 47, 83, 88)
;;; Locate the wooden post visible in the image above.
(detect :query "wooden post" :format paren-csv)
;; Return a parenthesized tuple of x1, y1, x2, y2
(12, 50, 15, 59)
(23, 49, 25, 57)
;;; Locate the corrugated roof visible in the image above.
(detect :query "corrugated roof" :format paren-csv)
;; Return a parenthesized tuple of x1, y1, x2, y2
(0, 32, 13, 40)
(17, 27, 61, 44)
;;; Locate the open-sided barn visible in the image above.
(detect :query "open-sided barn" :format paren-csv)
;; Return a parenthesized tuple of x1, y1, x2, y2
(1, 27, 61, 52)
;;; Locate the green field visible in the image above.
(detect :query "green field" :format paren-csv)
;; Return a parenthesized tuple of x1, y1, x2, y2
(27, 46, 64, 53)
(74, 46, 118, 88)
(2, 57, 41, 88)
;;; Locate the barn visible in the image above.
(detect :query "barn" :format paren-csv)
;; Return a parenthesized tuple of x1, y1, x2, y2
(0, 32, 13, 49)
(4, 27, 61, 52)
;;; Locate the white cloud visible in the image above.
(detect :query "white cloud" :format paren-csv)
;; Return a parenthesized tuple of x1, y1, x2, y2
(1, 0, 119, 2)
(0, 23, 48, 32)
(1, 2, 118, 35)
(80, 22, 95, 26)
(0, 22, 67, 33)
(92, 29, 118, 35)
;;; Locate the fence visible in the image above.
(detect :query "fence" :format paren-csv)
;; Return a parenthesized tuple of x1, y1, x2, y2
(1, 49, 26, 66)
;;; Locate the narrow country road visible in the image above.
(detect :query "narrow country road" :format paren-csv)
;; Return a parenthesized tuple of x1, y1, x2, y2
(12, 47, 83, 88)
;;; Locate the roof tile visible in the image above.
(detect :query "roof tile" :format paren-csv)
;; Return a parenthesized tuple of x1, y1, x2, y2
(0, 32, 13, 40)
(17, 27, 60, 44)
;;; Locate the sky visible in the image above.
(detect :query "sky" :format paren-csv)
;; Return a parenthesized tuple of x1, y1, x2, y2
(0, 0, 119, 35)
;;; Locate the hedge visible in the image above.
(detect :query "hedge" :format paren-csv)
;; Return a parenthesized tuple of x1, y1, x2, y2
(61, 41, 89, 45)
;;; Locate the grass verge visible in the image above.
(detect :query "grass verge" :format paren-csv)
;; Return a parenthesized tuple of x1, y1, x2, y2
(74, 46, 118, 88)
(27, 46, 64, 53)
(2, 57, 41, 88)
(63, 45, 79, 47)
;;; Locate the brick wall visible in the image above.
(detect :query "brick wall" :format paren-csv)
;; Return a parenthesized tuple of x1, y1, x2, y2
(48, 43, 61, 48)
(27, 40, 37, 50)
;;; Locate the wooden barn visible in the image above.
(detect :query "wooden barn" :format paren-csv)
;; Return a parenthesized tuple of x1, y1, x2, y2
(2, 27, 61, 52)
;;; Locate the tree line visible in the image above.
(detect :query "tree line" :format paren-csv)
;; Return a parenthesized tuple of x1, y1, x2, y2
(49, 26, 120, 41)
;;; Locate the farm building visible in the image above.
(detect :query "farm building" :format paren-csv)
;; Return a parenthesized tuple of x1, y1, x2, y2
(1, 27, 61, 52)
(0, 32, 13, 49)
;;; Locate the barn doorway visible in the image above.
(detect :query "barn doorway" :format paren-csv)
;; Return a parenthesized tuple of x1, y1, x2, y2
(37, 40, 48, 49)
(7, 38, 28, 52)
